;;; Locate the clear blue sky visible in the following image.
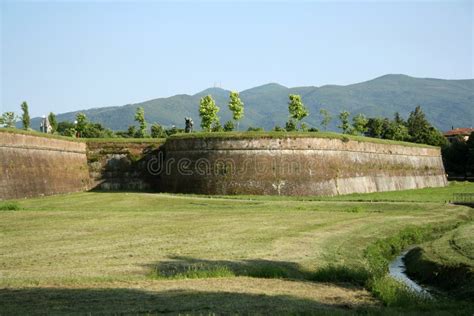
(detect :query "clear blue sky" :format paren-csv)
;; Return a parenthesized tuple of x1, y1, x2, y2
(1, 0, 472, 117)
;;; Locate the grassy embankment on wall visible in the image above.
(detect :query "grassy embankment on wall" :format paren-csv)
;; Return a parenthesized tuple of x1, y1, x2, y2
(0, 127, 436, 148)
(169, 130, 437, 148)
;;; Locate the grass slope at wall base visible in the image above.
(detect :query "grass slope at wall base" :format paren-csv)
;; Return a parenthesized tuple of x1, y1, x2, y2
(161, 136, 447, 196)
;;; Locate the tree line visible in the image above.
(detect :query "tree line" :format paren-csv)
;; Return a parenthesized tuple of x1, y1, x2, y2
(2, 96, 471, 177)
(0, 95, 448, 148)
(195, 93, 447, 147)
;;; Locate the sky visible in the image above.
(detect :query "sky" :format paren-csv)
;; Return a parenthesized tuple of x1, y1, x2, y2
(1, 0, 473, 118)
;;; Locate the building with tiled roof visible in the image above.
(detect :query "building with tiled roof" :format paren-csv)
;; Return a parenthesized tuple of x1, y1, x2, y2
(443, 127, 474, 142)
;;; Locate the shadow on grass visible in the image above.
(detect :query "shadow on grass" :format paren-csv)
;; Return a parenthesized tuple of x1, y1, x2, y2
(0, 287, 361, 315)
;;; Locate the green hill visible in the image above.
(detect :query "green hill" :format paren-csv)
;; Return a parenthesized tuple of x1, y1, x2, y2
(29, 74, 474, 132)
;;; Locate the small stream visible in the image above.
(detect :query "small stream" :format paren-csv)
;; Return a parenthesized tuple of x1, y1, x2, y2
(388, 249, 433, 298)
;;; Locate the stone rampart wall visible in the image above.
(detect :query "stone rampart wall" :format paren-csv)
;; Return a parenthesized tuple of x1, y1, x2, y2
(0, 133, 90, 199)
(161, 136, 447, 196)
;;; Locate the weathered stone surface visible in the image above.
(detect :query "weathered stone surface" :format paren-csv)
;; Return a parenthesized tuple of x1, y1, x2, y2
(0, 133, 90, 200)
(0, 132, 448, 199)
(86, 141, 164, 191)
(161, 137, 447, 196)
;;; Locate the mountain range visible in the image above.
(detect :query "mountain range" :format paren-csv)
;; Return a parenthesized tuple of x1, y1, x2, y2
(29, 74, 474, 132)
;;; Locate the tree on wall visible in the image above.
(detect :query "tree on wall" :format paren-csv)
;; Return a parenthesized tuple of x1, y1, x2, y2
(384, 118, 409, 141)
(352, 113, 368, 135)
(365, 117, 385, 138)
(338, 111, 353, 134)
(394, 112, 405, 125)
(134, 107, 147, 138)
(20, 102, 30, 130)
(287, 94, 309, 131)
(285, 119, 297, 132)
(0, 112, 17, 128)
(57, 121, 76, 137)
(75, 113, 88, 137)
(127, 126, 137, 138)
(228, 91, 244, 131)
(223, 120, 235, 132)
(199, 95, 220, 132)
(406, 106, 446, 146)
(319, 108, 332, 130)
(151, 123, 166, 138)
(48, 112, 58, 133)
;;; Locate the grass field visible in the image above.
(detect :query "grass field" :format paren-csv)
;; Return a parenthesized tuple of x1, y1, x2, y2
(422, 222, 474, 267)
(0, 183, 473, 314)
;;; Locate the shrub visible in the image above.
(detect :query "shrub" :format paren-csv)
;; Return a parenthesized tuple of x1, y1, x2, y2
(223, 120, 234, 132)
(369, 276, 426, 307)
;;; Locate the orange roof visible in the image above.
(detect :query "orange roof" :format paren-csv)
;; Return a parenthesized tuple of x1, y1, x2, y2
(444, 128, 474, 136)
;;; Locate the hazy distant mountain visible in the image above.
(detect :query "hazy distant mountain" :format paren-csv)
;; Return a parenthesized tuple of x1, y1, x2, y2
(29, 74, 474, 132)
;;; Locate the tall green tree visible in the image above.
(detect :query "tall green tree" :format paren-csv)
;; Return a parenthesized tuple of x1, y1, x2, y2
(0, 112, 17, 128)
(394, 112, 405, 125)
(134, 107, 147, 138)
(406, 106, 446, 146)
(352, 113, 368, 135)
(199, 95, 220, 132)
(57, 121, 76, 137)
(20, 101, 30, 130)
(406, 106, 429, 142)
(287, 94, 309, 131)
(338, 111, 353, 134)
(75, 113, 88, 137)
(228, 91, 244, 130)
(384, 118, 409, 141)
(366, 117, 385, 138)
(319, 108, 332, 130)
(48, 112, 58, 133)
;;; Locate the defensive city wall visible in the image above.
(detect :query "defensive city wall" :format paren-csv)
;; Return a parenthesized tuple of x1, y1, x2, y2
(0, 131, 90, 199)
(0, 130, 447, 200)
(161, 134, 447, 195)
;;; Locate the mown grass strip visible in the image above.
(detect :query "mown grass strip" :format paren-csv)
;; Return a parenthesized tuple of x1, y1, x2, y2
(0, 202, 20, 211)
(149, 264, 235, 280)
